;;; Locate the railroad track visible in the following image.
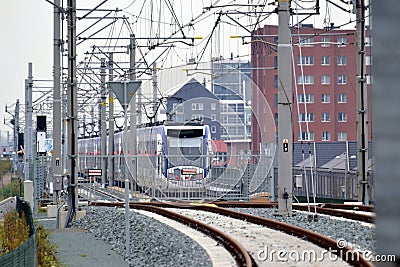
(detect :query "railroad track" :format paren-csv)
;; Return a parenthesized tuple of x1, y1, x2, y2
(91, 201, 373, 266)
(92, 201, 252, 266)
(87, 186, 375, 224)
(205, 201, 375, 224)
(78, 184, 124, 202)
(292, 204, 374, 224)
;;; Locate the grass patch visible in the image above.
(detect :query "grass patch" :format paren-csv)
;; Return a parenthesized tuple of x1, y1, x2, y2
(0, 211, 30, 254)
(0, 210, 64, 266)
(36, 224, 63, 267)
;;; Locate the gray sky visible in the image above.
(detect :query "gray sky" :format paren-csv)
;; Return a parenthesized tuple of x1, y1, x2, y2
(0, 0, 357, 135)
(0, 1, 52, 132)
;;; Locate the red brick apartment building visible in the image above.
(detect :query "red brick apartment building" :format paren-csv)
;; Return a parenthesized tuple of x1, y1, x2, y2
(251, 24, 372, 154)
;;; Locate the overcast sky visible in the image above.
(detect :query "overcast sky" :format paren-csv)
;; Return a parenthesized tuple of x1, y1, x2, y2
(0, 1, 53, 133)
(0, 0, 357, 136)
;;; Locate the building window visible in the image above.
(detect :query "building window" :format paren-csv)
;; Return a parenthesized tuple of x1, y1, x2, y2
(298, 75, 314, 85)
(338, 132, 347, 141)
(192, 103, 203, 110)
(192, 114, 203, 120)
(274, 75, 278, 88)
(298, 113, 314, 122)
(322, 94, 330, 103)
(211, 114, 216, 121)
(297, 94, 314, 103)
(274, 94, 278, 107)
(321, 37, 330, 47)
(321, 75, 330, 85)
(366, 75, 372, 84)
(221, 115, 228, 124)
(211, 103, 216, 110)
(337, 37, 347, 47)
(338, 112, 347, 122)
(237, 103, 244, 112)
(247, 114, 252, 123)
(227, 126, 240, 135)
(274, 113, 278, 126)
(298, 56, 314, 65)
(365, 36, 371, 47)
(338, 94, 347, 103)
(299, 37, 314, 47)
(322, 131, 331, 141)
(321, 56, 330, 66)
(220, 127, 227, 135)
(322, 112, 330, 122)
(211, 126, 216, 133)
(366, 56, 372, 66)
(298, 132, 314, 141)
(173, 103, 184, 113)
(337, 56, 347, 66)
(338, 75, 347, 85)
(274, 56, 278, 68)
(221, 103, 228, 112)
(228, 103, 237, 112)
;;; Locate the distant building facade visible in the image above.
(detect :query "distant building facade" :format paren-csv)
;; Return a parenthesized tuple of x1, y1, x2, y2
(212, 60, 252, 142)
(251, 24, 372, 154)
(166, 78, 221, 140)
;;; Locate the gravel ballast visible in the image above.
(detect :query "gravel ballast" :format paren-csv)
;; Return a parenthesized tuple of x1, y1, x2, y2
(232, 208, 375, 254)
(72, 206, 212, 267)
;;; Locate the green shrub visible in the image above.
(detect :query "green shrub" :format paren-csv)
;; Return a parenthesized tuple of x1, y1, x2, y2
(0, 211, 30, 254)
(36, 224, 63, 267)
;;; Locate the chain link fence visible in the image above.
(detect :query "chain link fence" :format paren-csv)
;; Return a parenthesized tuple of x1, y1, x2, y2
(0, 197, 36, 267)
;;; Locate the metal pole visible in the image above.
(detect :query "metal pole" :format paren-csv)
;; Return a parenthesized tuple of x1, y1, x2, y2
(66, 0, 78, 227)
(25, 63, 35, 212)
(152, 62, 158, 123)
(356, 0, 369, 205)
(91, 106, 95, 137)
(374, 0, 400, 258)
(100, 58, 107, 187)
(53, 0, 63, 204)
(277, 0, 293, 215)
(123, 81, 130, 259)
(345, 141, 349, 199)
(14, 99, 20, 177)
(24, 65, 33, 182)
(14, 100, 20, 156)
(129, 35, 137, 192)
(108, 53, 115, 187)
(1, 173, 3, 199)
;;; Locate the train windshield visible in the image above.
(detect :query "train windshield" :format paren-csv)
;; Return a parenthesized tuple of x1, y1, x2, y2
(167, 129, 203, 166)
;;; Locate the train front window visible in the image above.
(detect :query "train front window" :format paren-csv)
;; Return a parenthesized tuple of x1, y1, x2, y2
(167, 136, 202, 164)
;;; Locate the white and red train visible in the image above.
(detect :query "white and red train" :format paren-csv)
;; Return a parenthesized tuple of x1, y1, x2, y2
(77, 121, 213, 191)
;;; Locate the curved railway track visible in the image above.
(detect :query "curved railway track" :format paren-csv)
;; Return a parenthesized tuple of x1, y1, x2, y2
(86, 186, 374, 223)
(206, 201, 375, 224)
(92, 201, 252, 267)
(91, 200, 373, 267)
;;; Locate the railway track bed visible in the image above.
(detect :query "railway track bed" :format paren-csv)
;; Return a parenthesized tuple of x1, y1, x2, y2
(89, 201, 374, 266)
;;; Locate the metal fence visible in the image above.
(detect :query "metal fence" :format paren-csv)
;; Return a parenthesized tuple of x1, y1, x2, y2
(77, 153, 275, 201)
(0, 197, 37, 267)
(71, 150, 375, 202)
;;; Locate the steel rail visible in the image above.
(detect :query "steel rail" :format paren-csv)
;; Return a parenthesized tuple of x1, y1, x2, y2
(91, 201, 253, 267)
(191, 205, 373, 267)
(293, 205, 374, 224)
(319, 203, 374, 213)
